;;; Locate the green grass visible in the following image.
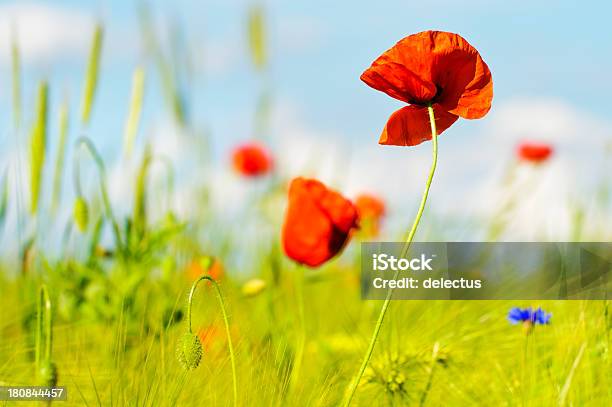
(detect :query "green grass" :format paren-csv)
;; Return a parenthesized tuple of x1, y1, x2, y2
(0, 254, 610, 406)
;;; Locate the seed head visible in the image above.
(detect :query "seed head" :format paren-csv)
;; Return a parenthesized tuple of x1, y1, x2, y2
(73, 197, 89, 232)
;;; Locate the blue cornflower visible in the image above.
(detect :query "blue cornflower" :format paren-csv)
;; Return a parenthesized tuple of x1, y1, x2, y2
(508, 307, 552, 325)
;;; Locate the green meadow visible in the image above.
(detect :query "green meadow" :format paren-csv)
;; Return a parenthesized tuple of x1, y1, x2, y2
(0, 4, 610, 407)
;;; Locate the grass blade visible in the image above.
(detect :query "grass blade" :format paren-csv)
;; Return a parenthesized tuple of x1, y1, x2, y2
(558, 342, 587, 406)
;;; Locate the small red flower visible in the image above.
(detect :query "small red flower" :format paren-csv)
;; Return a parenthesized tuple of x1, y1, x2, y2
(282, 177, 359, 267)
(355, 194, 386, 236)
(361, 31, 493, 146)
(186, 257, 224, 282)
(231, 142, 273, 177)
(517, 142, 554, 163)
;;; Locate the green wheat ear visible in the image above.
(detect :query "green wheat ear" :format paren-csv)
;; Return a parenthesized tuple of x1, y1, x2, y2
(176, 332, 203, 370)
(29, 80, 49, 215)
(247, 5, 267, 70)
(73, 196, 89, 232)
(39, 360, 58, 388)
(81, 23, 104, 125)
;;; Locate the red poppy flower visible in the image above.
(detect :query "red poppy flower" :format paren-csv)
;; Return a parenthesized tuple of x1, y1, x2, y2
(355, 194, 385, 220)
(361, 31, 493, 146)
(231, 142, 273, 177)
(282, 177, 359, 267)
(186, 257, 224, 282)
(355, 194, 386, 236)
(517, 142, 553, 163)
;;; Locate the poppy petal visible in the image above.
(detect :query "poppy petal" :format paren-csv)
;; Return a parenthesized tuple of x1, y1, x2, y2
(379, 104, 458, 146)
(430, 32, 493, 119)
(361, 62, 436, 104)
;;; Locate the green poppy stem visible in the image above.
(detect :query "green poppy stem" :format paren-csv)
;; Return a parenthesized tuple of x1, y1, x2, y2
(342, 104, 439, 406)
(187, 273, 238, 407)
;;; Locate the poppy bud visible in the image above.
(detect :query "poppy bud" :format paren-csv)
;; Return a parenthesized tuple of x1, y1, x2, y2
(176, 332, 203, 370)
(73, 197, 89, 232)
(39, 360, 58, 388)
(242, 278, 266, 297)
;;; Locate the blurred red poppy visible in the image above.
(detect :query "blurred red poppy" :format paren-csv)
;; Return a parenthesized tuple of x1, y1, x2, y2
(282, 177, 359, 267)
(517, 142, 553, 163)
(231, 142, 273, 177)
(355, 194, 386, 236)
(186, 257, 224, 282)
(197, 324, 222, 352)
(361, 31, 493, 146)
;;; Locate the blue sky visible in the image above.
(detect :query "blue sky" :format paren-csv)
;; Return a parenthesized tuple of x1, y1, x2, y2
(0, 0, 610, 242)
(2, 0, 611, 145)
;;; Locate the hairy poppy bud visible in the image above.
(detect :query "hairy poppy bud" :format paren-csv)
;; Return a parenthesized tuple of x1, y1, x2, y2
(39, 360, 58, 388)
(73, 197, 89, 232)
(176, 332, 203, 370)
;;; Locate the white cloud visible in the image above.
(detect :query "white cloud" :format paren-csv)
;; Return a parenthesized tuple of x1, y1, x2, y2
(0, 3, 94, 64)
(268, 98, 612, 240)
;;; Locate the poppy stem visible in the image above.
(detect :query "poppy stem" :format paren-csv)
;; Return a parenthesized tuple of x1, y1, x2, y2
(187, 273, 238, 407)
(342, 104, 438, 407)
